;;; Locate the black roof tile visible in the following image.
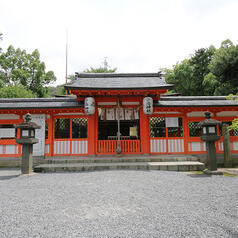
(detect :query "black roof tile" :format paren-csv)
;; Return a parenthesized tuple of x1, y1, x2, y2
(0, 97, 83, 109)
(65, 73, 173, 90)
(156, 99, 238, 107)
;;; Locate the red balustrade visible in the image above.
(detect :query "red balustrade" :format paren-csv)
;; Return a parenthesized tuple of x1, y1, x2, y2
(97, 140, 141, 154)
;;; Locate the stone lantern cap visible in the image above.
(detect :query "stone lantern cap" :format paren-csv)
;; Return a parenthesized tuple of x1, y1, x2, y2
(198, 111, 221, 127)
(15, 113, 41, 130)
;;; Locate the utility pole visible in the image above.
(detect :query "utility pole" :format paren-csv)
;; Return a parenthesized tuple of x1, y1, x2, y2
(65, 28, 68, 95)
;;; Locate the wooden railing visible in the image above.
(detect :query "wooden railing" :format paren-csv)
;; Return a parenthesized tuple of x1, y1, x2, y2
(53, 139, 88, 155)
(97, 140, 141, 154)
(150, 138, 185, 154)
(0, 139, 20, 157)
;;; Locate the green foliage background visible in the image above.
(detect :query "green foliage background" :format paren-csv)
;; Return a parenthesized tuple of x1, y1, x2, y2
(0, 84, 35, 98)
(83, 58, 117, 73)
(0, 45, 56, 97)
(164, 39, 238, 96)
(0, 34, 56, 98)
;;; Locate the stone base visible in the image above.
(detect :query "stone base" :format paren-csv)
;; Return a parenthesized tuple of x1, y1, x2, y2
(34, 161, 205, 173)
(203, 169, 223, 175)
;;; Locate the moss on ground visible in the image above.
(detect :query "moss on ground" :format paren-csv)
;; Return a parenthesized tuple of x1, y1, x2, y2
(191, 171, 237, 177)
(222, 172, 237, 177)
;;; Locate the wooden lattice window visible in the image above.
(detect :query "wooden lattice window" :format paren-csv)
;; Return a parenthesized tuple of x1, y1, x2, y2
(150, 117, 166, 138)
(54, 118, 70, 139)
(72, 118, 88, 138)
(189, 122, 202, 137)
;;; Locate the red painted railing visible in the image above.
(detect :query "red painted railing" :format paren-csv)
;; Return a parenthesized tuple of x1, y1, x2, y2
(97, 140, 141, 154)
(0, 139, 20, 157)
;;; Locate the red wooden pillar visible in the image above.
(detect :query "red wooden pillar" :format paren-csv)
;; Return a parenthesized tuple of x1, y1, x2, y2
(17, 114, 24, 157)
(183, 115, 189, 154)
(49, 114, 54, 156)
(88, 111, 97, 155)
(140, 107, 150, 154)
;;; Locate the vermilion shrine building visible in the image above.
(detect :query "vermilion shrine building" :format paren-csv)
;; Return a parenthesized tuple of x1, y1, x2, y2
(0, 72, 238, 158)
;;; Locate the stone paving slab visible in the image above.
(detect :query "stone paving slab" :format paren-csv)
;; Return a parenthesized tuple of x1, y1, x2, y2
(34, 161, 205, 172)
(218, 168, 238, 175)
(46, 158, 194, 164)
(38, 161, 204, 167)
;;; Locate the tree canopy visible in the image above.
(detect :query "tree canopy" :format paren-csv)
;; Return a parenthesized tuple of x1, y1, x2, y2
(0, 45, 56, 97)
(164, 59, 194, 96)
(165, 46, 216, 96)
(0, 84, 35, 98)
(164, 40, 238, 96)
(0, 33, 2, 53)
(83, 58, 117, 73)
(47, 85, 65, 97)
(209, 40, 238, 95)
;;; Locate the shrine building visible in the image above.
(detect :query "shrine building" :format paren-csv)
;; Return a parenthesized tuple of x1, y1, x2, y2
(0, 72, 238, 158)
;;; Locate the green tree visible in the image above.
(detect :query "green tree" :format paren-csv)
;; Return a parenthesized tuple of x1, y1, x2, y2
(0, 84, 35, 98)
(0, 33, 2, 52)
(164, 46, 216, 96)
(229, 119, 238, 130)
(226, 93, 238, 130)
(202, 72, 219, 95)
(48, 85, 65, 97)
(209, 39, 238, 95)
(83, 58, 117, 73)
(190, 46, 216, 95)
(164, 59, 194, 96)
(0, 45, 56, 97)
(67, 74, 75, 84)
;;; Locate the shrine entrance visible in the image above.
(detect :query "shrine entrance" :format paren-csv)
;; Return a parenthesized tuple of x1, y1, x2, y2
(96, 107, 141, 154)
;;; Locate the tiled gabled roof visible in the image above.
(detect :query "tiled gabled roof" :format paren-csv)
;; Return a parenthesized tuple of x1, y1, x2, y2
(65, 73, 173, 90)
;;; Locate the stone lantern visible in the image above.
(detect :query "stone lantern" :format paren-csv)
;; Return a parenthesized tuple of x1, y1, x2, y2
(199, 111, 222, 174)
(15, 113, 41, 174)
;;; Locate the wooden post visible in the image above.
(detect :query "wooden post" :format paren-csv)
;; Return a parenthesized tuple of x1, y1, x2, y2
(140, 107, 150, 154)
(48, 114, 54, 156)
(222, 123, 232, 168)
(88, 113, 96, 155)
(183, 116, 189, 154)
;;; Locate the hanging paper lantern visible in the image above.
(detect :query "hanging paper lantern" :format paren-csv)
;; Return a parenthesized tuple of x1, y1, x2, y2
(84, 97, 95, 115)
(143, 97, 153, 115)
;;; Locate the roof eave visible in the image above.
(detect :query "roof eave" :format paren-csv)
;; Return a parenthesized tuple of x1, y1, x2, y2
(65, 85, 173, 91)
(154, 103, 238, 107)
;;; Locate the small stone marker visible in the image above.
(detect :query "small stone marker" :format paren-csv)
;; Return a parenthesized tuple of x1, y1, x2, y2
(222, 123, 232, 168)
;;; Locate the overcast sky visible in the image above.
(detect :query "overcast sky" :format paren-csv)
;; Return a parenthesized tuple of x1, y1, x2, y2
(0, 0, 237, 86)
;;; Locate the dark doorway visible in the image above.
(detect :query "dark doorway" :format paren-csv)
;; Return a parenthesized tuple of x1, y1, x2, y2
(98, 119, 140, 140)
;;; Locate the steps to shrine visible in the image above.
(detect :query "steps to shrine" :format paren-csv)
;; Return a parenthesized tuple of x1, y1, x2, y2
(39, 155, 200, 164)
(33, 155, 205, 173)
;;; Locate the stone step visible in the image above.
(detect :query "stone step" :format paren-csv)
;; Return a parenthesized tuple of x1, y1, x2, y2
(42, 156, 199, 164)
(34, 161, 205, 173)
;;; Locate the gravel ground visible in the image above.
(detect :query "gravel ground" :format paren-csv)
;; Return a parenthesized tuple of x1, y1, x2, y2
(0, 169, 237, 238)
